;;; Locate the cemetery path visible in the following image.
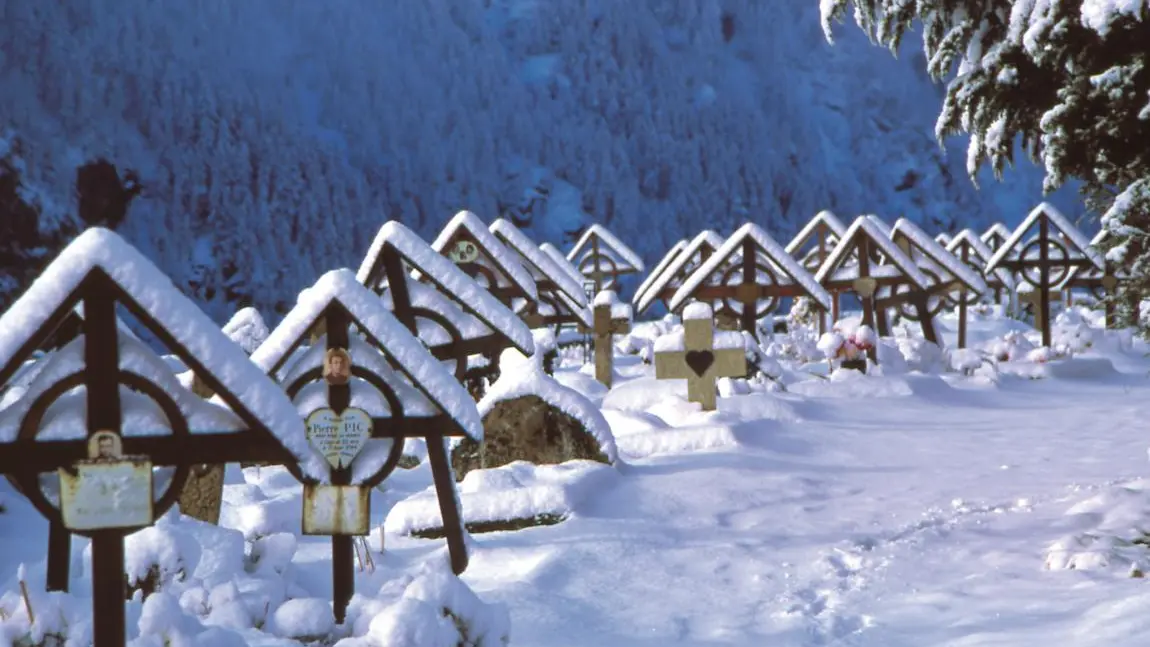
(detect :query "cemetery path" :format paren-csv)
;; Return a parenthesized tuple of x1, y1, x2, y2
(461, 367, 1150, 646)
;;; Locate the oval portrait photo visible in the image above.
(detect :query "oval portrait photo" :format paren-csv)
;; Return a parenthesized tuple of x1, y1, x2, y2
(323, 347, 353, 386)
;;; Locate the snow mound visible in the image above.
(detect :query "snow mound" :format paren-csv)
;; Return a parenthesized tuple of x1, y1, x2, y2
(385, 460, 618, 536)
(1045, 479, 1150, 575)
(478, 348, 617, 464)
(787, 368, 914, 398)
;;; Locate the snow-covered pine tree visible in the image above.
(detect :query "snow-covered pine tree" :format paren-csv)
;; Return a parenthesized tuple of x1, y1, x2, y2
(820, 0, 1150, 328)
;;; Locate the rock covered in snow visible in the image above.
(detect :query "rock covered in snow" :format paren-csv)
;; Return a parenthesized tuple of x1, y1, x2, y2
(451, 348, 616, 481)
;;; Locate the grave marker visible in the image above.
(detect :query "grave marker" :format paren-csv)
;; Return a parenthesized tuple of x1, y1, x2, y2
(670, 223, 833, 338)
(985, 203, 1104, 347)
(0, 229, 319, 647)
(489, 218, 593, 333)
(654, 303, 746, 411)
(813, 216, 931, 361)
(634, 231, 724, 317)
(566, 224, 645, 295)
(786, 210, 848, 332)
(583, 291, 632, 388)
(1055, 228, 1127, 328)
(357, 221, 534, 394)
(946, 230, 1015, 309)
(252, 269, 481, 623)
(881, 218, 987, 346)
(981, 222, 1012, 253)
(432, 211, 539, 314)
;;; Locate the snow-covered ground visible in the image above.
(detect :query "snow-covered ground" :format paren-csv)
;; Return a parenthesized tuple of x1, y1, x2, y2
(3, 306, 1150, 646)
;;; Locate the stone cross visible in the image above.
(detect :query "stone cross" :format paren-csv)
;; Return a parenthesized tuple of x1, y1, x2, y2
(590, 291, 632, 388)
(655, 303, 746, 411)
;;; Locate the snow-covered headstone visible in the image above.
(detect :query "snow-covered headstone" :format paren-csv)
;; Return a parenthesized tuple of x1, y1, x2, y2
(391, 348, 616, 537)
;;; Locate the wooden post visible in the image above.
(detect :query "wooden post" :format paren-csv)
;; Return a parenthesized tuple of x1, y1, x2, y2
(1038, 217, 1052, 348)
(46, 523, 70, 591)
(592, 299, 631, 388)
(958, 244, 970, 349)
(325, 309, 355, 626)
(654, 306, 746, 411)
(85, 282, 127, 647)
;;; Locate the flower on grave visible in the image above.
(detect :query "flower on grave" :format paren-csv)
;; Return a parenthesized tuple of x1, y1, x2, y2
(817, 324, 875, 362)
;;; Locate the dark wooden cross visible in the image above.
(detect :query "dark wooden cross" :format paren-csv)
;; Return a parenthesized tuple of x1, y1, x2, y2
(878, 222, 986, 347)
(985, 209, 1102, 347)
(787, 212, 847, 334)
(568, 225, 643, 296)
(678, 231, 830, 339)
(261, 290, 474, 624)
(814, 219, 930, 362)
(357, 223, 534, 397)
(0, 258, 305, 647)
(655, 307, 746, 411)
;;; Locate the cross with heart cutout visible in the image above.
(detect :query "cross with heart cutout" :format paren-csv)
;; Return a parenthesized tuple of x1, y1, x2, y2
(654, 303, 746, 411)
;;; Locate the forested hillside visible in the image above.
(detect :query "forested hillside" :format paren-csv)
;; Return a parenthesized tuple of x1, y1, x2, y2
(0, 0, 1081, 320)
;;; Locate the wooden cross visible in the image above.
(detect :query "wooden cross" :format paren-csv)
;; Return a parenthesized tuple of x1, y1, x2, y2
(592, 299, 631, 388)
(655, 305, 746, 411)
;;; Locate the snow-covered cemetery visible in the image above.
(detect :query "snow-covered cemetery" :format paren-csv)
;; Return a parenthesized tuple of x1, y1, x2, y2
(1, 200, 1149, 646)
(1, 0, 1149, 645)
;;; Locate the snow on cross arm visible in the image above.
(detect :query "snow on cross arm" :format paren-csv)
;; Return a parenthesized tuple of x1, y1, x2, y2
(0, 227, 325, 478)
(590, 291, 632, 321)
(670, 223, 833, 312)
(356, 221, 534, 356)
(0, 330, 255, 443)
(431, 210, 539, 302)
(683, 301, 714, 321)
(251, 269, 483, 444)
(567, 224, 646, 272)
(891, 218, 988, 294)
(490, 218, 588, 307)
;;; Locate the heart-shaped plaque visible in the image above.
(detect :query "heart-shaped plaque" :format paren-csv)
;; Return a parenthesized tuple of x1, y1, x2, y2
(305, 407, 373, 470)
(684, 350, 715, 377)
(852, 277, 878, 298)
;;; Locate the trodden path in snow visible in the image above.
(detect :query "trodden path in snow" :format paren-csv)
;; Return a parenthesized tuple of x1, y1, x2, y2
(459, 369, 1150, 646)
